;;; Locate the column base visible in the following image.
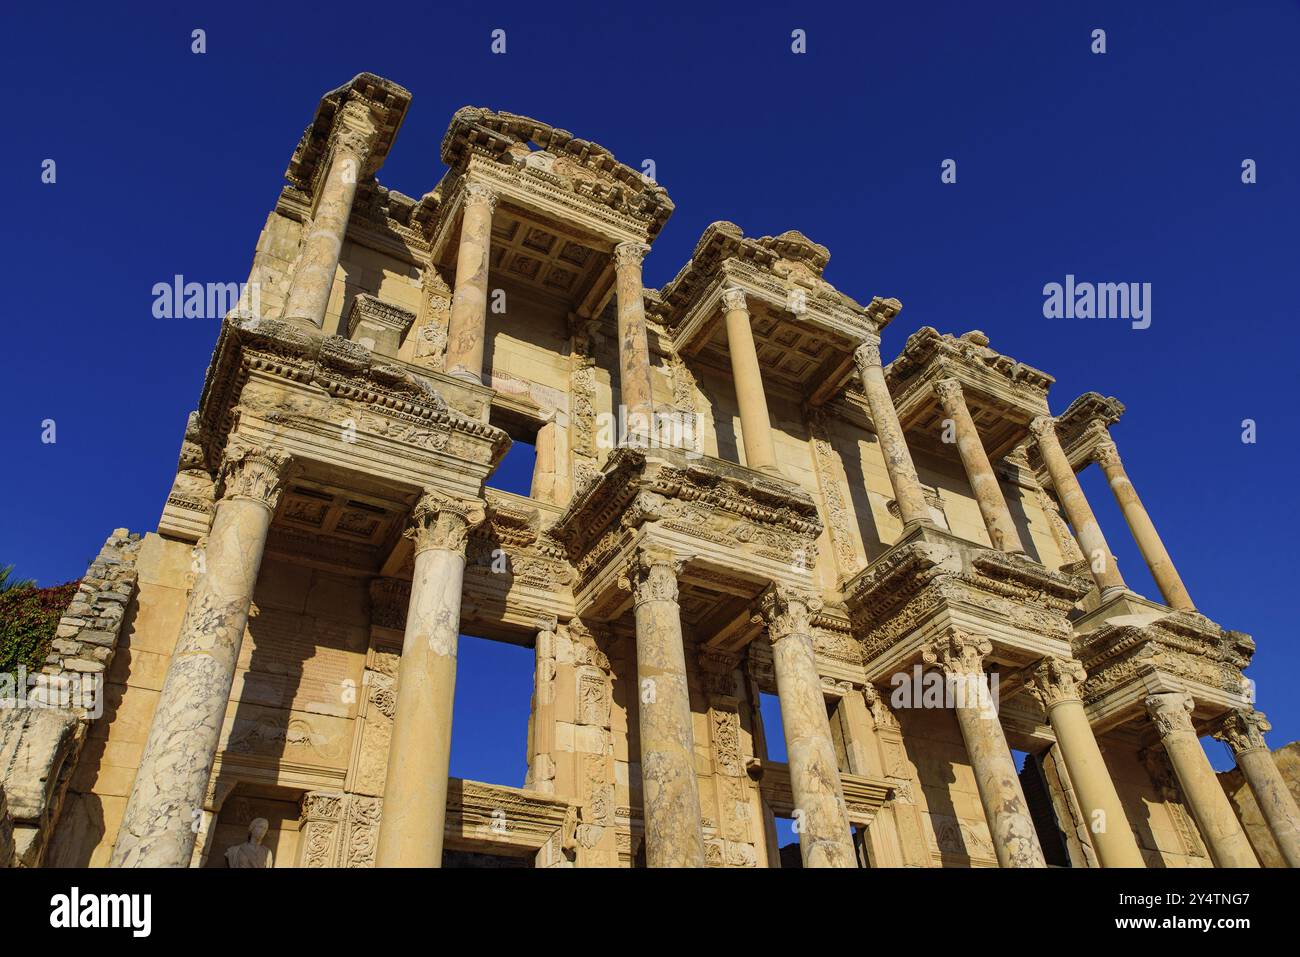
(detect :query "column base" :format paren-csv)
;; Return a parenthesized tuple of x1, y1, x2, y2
(446, 367, 483, 385)
(280, 314, 326, 332)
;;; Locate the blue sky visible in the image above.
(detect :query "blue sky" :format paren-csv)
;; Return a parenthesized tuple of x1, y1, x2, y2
(2, 1, 1297, 784)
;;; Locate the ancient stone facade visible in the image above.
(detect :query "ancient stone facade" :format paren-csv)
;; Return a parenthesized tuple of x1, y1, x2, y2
(8, 74, 1295, 868)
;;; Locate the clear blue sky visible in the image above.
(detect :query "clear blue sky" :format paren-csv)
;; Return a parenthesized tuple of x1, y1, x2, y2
(2, 1, 1297, 783)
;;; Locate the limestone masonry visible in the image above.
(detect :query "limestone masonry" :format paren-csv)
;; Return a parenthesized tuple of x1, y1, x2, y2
(4, 73, 1296, 868)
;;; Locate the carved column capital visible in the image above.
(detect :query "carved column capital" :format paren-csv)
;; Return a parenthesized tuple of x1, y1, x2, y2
(933, 377, 965, 410)
(405, 489, 487, 556)
(624, 547, 684, 607)
(1144, 691, 1196, 738)
(853, 340, 883, 374)
(757, 586, 822, 643)
(334, 99, 379, 159)
(613, 241, 650, 270)
(218, 443, 293, 511)
(1028, 415, 1058, 440)
(1210, 708, 1271, 756)
(1026, 656, 1088, 709)
(720, 287, 748, 313)
(921, 629, 992, 677)
(1092, 433, 1122, 470)
(462, 181, 499, 213)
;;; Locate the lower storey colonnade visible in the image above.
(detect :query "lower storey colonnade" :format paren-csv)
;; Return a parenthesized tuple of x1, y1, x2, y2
(109, 474, 1291, 869)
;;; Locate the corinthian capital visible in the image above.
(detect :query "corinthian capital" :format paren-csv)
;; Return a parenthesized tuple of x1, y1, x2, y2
(933, 378, 964, 410)
(1028, 415, 1058, 440)
(921, 629, 991, 677)
(613, 242, 650, 271)
(1026, 656, 1088, 709)
(624, 546, 683, 606)
(1092, 433, 1122, 470)
(720, 287, 748, 313)
(1210, 708, 1271, 756)
(463, 181, 499, 213)
(758, 586, 821, 643)
(853, 340, 882, 374)
(406, 490, 487, 556)
(1144, 692, 1196, 738)
(334, 98, 378, 158)
(219, 443, 293, 511)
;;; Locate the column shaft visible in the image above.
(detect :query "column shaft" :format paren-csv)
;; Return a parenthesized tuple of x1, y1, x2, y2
(1237, 750, 1300, 867)
(935, 379, 1024, 553)
(1030, 417, 1126, 595)
(924, 632, 1046, 867)
(854, 342, 929, 527)
(613, 242, 656, 442)
(375, 493, 484, 867)
(525, 622, 557, 795)
(111, 445, 289, 867)
(444, 183, 497, 383)
(762, 589, 856, 867)
(1214, 709, 1300, 867)
(1146, 693, 1258, 867)
(630, 549, 705, 867)
(1029, 658, 1145, 867)
(1095, 436, 1194, 611)
(721, 288, 778, 472)
(283, 102, 374, 329)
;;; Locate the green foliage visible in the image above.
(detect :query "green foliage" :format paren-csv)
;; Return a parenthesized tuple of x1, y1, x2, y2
(0, 564, 36, 593)
(0, 581, 78, 677)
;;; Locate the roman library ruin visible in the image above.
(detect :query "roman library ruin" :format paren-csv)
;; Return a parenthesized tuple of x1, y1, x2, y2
(3, 73, 1296, 869)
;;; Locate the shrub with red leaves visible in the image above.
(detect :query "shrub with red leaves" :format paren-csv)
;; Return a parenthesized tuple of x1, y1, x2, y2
(1, 581, 79, 677)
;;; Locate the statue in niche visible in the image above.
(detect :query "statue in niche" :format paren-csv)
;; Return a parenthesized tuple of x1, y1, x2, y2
(224, 817, 273, 868)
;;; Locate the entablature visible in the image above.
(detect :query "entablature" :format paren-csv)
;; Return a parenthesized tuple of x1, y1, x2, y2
(551, 446, 823, 623)
(887, 327, 1054, 461)
(1073, 590, 1255, 735)
(439, 107, 674, 240)
(283, 72, 411, 203)
(1026, 391, 1126, 478)
(658, 221, 897, 406)
(842, 524, 1089, 683)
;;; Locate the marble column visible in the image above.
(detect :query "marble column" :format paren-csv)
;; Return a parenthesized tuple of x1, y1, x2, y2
(1094, 434, 1195, 611)
(444, 183, 498, 383)
(934, 379, 1025, 554)
(720, 288, 779, 473)
(282, 99, 376, 329)
(1212, 708, 1300, 867)
(613, 242, 657, 444)
(628, 547, 705, 867)
(922, 631, 1046, 867)
(111, 444, 291, 867)
(375, 491, 486, 867)
(854, 342, 930, 527)
(525, 617, 558, 795)
(1144, 692, 1259, 868)
(1027, 658, 1145, 867)
(1029, 416, 1126, 597)
(759, 587, 856, 867)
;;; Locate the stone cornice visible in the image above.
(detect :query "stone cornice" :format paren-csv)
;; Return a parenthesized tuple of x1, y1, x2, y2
(553, 446, 821, 557)
(346, 293, 416, 339)
(438, 106, 674, 239)
(658, 221, 886, 330)
(886, 326, 1054, 414)
(1075, 609, 1255, 711)
(193, 314, 509, 475)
